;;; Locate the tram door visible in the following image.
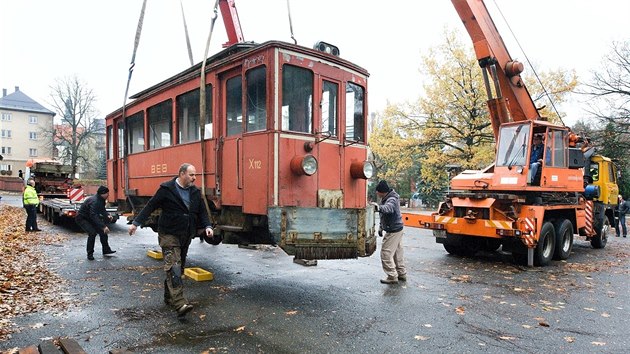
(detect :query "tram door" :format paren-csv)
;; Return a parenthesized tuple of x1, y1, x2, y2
(241, 66, 269, 215)
(219, 71, 244, 208)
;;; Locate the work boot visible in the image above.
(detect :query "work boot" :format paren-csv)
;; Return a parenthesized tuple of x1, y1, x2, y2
(103, 250, 117, 256)
(87, 254, 95, 261)
(176, 304, 193, 317)
(398, 274, 407, 282)
(380, 276, 398, 284)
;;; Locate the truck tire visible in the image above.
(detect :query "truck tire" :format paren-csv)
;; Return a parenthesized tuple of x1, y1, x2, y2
(590, 217, 609, 249)
(553, 219, 573, 260)
(534, 222, 555, 266)
(52, 212, 60, 225)
(591, 203, 609, 249)
(443, 243, 462, 255)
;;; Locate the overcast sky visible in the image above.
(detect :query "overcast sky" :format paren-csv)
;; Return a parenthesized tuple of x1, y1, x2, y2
(2, 0, 629, 127)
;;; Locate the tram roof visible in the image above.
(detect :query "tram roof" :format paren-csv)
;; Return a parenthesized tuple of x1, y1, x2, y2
(108, 40, 369, 118)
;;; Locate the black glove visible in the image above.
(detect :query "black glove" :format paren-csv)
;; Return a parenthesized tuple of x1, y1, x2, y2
(203, 233, 223, 245)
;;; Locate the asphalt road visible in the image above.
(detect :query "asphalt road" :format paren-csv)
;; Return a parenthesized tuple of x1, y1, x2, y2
(1, 194, 629, 353)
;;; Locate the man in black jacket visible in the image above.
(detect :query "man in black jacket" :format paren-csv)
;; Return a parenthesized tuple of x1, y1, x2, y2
(128, 163, 214, 317)
(76, 186, 115, 261)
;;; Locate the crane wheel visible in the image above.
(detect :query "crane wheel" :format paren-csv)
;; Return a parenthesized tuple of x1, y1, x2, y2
(534, 222, 555, 266)
(553, 219, 573, 260)
(591, 204, 609, 249)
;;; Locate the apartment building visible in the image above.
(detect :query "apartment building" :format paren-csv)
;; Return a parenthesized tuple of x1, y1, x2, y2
(0, 86, 56, 176)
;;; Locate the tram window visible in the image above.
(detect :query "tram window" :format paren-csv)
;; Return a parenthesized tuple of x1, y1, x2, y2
(282, 65, 313, 133)
(246, 66, 266, 132)
(345, 82, 365, 142)
(176, 85, 212, 143)
(107, 126, 113, 160)
(226, 76, 243, 136)
(117, 121, 124, 158)
(127, 112, 144, 153)
(148, 100, 173, 149)
(321, 80, 338, 136)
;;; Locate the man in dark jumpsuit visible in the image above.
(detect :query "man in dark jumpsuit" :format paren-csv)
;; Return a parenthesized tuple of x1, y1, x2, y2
(128, 163, 214, 317)
(76, 186, 115, 260)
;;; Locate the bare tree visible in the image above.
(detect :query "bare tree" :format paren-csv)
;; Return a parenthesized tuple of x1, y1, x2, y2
(47, 75, 103, 177)
(580, 40, 630, 196)
(581, 40, 630, 136)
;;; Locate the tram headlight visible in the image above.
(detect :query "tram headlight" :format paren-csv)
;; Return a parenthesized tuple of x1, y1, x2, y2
(290, 154, 318, 176)
(313, 41, 340, 56)
(350, 160, 375, 179)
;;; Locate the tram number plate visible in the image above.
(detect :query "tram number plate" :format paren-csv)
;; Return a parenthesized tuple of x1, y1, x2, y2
(433, 230, 447, 239)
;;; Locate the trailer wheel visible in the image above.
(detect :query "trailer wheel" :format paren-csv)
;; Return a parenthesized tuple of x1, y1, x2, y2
(52, 212, 60, 225)
(591, 207, 609, 249)
(534, 222, 555, 266)
(553, 219, 573, 260)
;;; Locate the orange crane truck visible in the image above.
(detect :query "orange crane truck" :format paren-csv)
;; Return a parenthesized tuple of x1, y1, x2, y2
(402, 0, 619, 266)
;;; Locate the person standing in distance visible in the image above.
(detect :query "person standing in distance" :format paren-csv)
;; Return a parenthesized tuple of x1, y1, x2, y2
(615, 195, 628, 238)
(128, 163, 214, 317)
(23, 178, 41, 232)
(76, 186, 115, 260)
(372, 180, 406, 284)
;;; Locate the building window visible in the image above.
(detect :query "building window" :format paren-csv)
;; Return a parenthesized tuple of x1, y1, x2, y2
(29, 148, 37, 157)
(29, 132, 37, 140)
(29, 115, 37, 124)
(1, 113, 11, 121)
(0, 129, 11, 138)
(0, 146, 11, 154)
(147, 100, 172, 149)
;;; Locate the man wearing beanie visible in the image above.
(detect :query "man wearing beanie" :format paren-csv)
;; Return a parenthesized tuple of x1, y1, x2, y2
(76, 185, 115, 260)
(372, 180, 407, 284)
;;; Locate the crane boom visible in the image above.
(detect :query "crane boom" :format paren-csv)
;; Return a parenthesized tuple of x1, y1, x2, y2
(452, 0, 540, 138)
(219, 0, 244, 47)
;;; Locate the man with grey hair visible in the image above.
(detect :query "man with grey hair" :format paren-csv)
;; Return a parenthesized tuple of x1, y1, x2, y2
(129, 163, 215, 317)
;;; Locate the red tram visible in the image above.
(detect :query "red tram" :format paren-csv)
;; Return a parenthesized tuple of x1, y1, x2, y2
(105, 40, 377, 260)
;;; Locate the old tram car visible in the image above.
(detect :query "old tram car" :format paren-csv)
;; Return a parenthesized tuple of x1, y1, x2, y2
(105, 41, 377, 260)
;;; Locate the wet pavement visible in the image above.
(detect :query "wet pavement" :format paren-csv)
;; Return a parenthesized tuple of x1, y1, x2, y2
(0, 193, 629, 353)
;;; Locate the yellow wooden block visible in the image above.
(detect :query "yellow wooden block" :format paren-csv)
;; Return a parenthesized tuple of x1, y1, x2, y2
(147, 250, 163, 259)
(184, 267, 214, 281)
